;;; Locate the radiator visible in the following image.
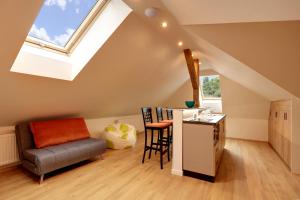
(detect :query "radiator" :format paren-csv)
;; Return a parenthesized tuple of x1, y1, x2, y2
(0, 127, 19, 166)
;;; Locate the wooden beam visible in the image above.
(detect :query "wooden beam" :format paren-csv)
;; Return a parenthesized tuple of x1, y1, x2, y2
(183, 49, 198, 89)
(194, 59, 200, 86)
(193, 59, 200, 107)
(183, 49, 200, 107)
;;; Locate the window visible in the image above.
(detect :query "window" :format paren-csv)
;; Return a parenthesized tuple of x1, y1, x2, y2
(200, 75, 221, 99)
(27, 0, 108, 53)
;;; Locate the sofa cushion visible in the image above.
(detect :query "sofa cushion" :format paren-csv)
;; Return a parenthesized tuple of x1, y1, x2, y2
(23, 138, 106, 174)
(30, 118, 90, 148)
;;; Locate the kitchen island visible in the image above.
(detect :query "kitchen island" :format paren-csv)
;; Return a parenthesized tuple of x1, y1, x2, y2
(171, 108, 226, 182)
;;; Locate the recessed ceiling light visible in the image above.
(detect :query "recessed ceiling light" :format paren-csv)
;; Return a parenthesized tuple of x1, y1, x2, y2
(199, 62, 202, 65)
(161, 21, 168, 28)
(178, 41, 183, 46)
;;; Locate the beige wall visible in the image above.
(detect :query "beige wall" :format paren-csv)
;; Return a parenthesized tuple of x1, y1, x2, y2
(163, 80, 193, 108)
(164, 69, 270, 141)
(221, 75, 270, 141)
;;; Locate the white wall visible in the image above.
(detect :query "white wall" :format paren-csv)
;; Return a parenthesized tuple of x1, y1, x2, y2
(220, 74, 270, 141)
(86, 114, 144, 139)
(225, 118, 268, 141)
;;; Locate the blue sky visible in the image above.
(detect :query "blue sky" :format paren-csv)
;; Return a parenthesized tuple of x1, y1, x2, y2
(29, 0, 98, 47)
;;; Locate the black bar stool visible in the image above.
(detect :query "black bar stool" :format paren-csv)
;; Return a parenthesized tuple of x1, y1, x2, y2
(166, 108, 173, 120)
(166, 108, 173, 142)
(156, 107, 173, 154)
(141, 107, 171, 169)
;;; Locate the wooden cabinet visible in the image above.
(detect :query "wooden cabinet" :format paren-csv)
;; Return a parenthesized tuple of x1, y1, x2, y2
(269, 100, 291, 168)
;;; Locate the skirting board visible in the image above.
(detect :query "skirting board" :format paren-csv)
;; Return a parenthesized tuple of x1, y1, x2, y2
(171, 169, 183, 176)
(226, 137, 268, 143)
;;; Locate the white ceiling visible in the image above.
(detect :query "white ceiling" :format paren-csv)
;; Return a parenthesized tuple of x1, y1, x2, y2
(162, 0, 300, 25)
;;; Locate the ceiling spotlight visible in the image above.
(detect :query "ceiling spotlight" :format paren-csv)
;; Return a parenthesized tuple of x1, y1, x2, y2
(199, 62, 202, 65)
(178, 41, 183, 46)
(161, 21, 168, 28)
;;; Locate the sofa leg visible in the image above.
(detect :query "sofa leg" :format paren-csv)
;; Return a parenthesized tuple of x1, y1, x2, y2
(39, 174, 44, 184)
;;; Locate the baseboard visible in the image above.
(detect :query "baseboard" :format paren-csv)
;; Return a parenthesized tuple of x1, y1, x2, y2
(226, 137, 267, 143)
(0, 161, 21, 172)
(171, 169, 183, 176)
(183, 170, 215, 182)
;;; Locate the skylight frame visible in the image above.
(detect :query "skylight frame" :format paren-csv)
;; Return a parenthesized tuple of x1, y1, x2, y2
(26, 0, 109, 55)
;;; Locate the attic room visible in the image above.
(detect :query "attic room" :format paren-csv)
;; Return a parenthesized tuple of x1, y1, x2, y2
(0, 0, 300, 199)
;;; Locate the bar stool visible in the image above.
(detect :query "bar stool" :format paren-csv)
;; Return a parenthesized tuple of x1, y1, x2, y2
(156, 107, 173, 154)
(141, 107, 171, 169)
(166, 108, 173, 143)
(166, 108, 173, 120)
(156, 107, 173, 124)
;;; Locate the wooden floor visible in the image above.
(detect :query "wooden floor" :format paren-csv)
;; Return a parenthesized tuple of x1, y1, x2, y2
(0, 133, 300, 200)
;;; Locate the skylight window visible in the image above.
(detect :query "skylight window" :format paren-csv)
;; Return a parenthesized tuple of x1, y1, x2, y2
(27, 0, 108, 53)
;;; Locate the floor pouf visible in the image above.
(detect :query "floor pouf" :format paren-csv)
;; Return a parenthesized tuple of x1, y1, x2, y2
(104, 123, 137, 149)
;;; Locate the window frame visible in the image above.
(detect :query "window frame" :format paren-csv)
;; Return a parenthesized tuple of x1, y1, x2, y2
(25, 0, 109, 55)
(200, 75, 222, 100)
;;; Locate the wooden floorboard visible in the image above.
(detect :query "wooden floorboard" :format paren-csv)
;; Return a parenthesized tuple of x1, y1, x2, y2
(0, 133, 299, 200)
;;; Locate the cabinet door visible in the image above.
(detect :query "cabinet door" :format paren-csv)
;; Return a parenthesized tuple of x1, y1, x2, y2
(268, 109, 274, 147)
(282, 110, 291, 167)
(273, 109, 280, 152)
(278, 111, 285, 157)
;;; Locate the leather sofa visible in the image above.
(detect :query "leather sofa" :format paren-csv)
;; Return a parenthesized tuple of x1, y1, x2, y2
(15, 118, 106, 183)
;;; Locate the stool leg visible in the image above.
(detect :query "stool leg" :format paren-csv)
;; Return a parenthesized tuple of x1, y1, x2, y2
(149, 130, 154, 159)
(142, 130, 148, 163)
(160, 129, 163, 169)
(167, 127, 170, 162)
(155, 133, 160, 155)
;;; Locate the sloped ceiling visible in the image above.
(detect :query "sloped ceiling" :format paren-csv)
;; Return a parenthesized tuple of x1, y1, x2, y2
(184, 21, 300, 98)
(1, 0, 299, 126)
(0, 9, 189, 125)
(0, 0, 43, 68)
(160, 0, 300, 100)
(162, 0, 300, 25)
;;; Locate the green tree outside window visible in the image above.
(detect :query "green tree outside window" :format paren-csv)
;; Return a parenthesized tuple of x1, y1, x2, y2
(200, 75, 221, 98)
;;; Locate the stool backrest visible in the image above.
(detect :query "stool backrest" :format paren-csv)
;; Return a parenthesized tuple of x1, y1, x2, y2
(156, 107, 163, 122)
(141, 107, 153, 127)
(166, 108, 173, 120)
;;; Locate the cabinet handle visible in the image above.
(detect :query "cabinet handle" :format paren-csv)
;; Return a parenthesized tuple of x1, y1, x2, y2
(275, 112, 278, 118)
(284, 113, 288, 120)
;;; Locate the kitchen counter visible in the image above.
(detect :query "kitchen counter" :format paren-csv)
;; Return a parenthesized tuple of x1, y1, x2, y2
(183, 114, 226, 125)
(182, 114, 226, 182)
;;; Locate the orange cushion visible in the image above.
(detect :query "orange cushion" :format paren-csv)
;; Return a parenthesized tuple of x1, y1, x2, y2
(161, 119, 173, 124)
(30, 118, 90, 148)
(146, 122, 170, 129)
